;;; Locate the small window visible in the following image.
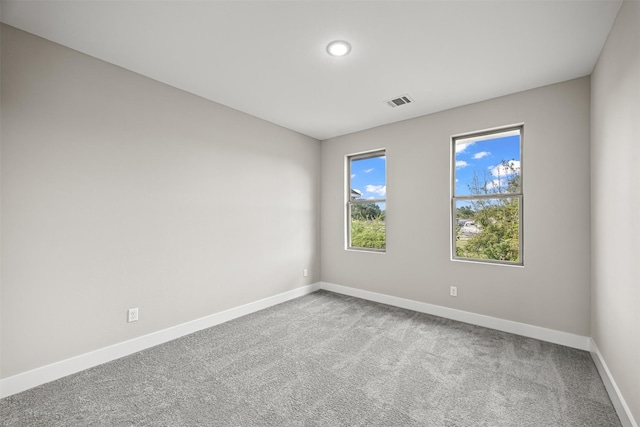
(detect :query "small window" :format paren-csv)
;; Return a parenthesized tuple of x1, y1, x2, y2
(452, 126, 523, 265)
(347, 150, 386, 252)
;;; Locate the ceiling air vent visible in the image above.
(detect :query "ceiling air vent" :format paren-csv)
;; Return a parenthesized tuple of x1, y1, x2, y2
(386, 94, 414, 108)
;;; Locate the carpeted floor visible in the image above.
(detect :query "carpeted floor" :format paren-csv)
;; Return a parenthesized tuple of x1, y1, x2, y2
(0, 290, 621, 426)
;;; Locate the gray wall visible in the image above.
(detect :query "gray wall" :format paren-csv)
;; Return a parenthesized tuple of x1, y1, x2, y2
(1, 25, 320, 378)
(321, 77, 592, 336)
(591, 0, 640, 422)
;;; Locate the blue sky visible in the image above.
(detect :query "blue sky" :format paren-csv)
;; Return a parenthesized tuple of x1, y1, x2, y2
(350, 155, 386, 203)
(348, 133, 518, 208)
(454, 132, 521, 196)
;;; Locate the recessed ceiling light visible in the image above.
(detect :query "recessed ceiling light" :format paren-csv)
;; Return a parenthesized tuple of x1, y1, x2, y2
(326, 40, 351, 57)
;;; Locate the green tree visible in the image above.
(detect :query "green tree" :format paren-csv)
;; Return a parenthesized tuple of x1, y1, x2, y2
(351, 203, 382, 220)
(456, 205, 475, 219)
(456, 160, 520, 262)
(351, 218, 386, 249)
(350, 203, 385, 250)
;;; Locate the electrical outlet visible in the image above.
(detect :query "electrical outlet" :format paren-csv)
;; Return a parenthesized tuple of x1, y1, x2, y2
(303, 269, 309, 277)
(450, 286, 458, 297)
(128, 308, 139, 323)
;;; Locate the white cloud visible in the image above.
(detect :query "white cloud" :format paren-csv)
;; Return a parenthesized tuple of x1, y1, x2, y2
(473, 151, 490, 159)
(351, 174, 356, 179)
(456, 160, 469, 169)
(485, 179, 506, 191)
(455, 141, 475, 153)
(365, 184, 386, 197)
(364, 168, 374, 173)
(490, 160, 520, 177)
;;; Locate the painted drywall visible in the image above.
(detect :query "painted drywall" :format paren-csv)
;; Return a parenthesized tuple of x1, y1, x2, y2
(321, 77, 591, 336)
(0, 24, 320, 379)
(591, 0, 640, 423)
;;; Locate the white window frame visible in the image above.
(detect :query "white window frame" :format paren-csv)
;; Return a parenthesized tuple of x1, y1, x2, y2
(346, 149, 386, 253)
(451, 125, 524, 266)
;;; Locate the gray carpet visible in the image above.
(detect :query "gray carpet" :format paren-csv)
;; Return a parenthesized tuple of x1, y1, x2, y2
(0, 290, 621, 426)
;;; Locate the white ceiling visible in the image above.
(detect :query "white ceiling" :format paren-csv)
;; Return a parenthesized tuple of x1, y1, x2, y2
(1, 0, 622, 140)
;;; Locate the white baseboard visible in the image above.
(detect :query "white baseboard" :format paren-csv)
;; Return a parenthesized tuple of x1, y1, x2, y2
(0, 283, 321, 399)
(590, 340, 638, 427)
(319, 282, 592, 351)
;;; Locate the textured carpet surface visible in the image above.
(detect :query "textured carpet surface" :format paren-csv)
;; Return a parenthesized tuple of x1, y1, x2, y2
(1, 290, 621, 426)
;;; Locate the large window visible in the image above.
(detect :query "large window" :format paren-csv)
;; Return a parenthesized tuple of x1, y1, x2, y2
(452, 126, 523, 265)
(347, 150, 386, 252)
